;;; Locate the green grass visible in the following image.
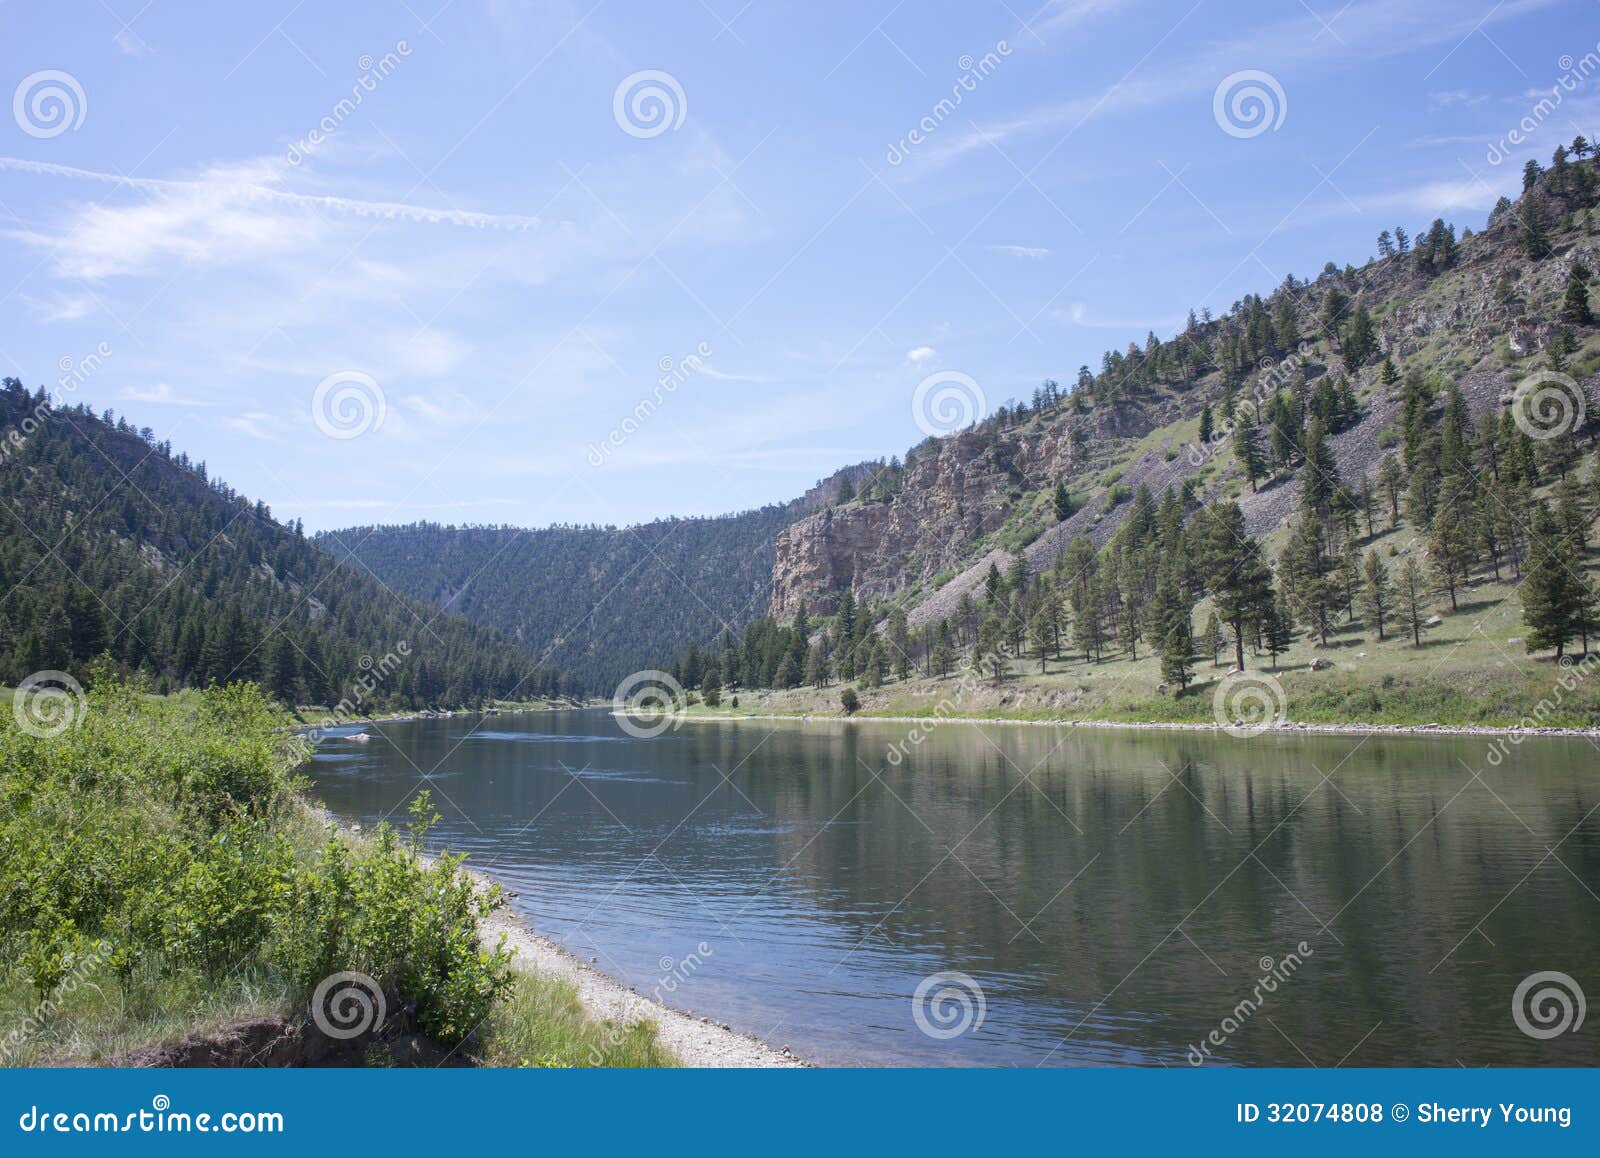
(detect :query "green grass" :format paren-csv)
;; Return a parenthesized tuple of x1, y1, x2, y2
(0, 670, 673, 1068)
(681, 518, 1600, 731)
(479, 974, 677, 1069)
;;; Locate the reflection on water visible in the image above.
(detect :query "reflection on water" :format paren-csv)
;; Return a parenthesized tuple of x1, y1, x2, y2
(307, 709, 1600, 1067)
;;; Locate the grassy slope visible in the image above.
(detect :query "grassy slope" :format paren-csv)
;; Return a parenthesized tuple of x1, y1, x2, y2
(690, 510, 1600, 730)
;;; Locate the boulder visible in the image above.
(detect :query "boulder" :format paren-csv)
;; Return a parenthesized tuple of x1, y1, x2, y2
(1309, 657, 1334, 671)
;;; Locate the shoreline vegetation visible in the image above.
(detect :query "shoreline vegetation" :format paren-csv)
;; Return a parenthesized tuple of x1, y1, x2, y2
(0, 674, 762, 1069)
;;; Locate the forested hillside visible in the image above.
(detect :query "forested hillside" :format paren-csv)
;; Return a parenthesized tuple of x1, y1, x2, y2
(0, 381, 572, 709)
(664, 143, 1600, 713)
(319, 507, 805, 693)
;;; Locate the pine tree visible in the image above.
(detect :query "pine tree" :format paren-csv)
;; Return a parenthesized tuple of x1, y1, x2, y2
(1197, 501, 1273, 669)
(1398, 557, 1427, 647)
(1203, 611, 1224, 667)
(265, 633, 300, 703)
(1160, 620, 1192, 694)
(1053, 480, 1074, 522)
(1343, 305, 1378, 366)
(1377, 454, 1406, 527)
(1521, 504, 1584, 658)
(1263, 591, 1296, 668)
(1233, 406, 1265, 492)
(1562, 262, 1593, 326)
(1359, 551, 1392, 640)
(1198, 404, 1214, 447)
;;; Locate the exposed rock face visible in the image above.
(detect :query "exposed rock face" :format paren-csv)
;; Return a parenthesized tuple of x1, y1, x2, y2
(770, 400, 1157, 619)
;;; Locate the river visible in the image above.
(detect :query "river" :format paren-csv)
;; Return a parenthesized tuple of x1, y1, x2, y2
(308, 708, 1599, 1066)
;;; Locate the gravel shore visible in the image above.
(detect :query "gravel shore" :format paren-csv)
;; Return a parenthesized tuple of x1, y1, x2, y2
(466, 867, 805, 1068)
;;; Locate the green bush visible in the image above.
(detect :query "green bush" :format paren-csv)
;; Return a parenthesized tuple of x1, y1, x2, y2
(0, 674, 511, 1050)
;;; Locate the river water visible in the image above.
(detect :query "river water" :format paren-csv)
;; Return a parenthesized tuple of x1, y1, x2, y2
(308, 708, 1600, 1066)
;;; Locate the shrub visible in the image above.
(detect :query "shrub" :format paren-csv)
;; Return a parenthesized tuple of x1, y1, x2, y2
(839, 687, 860, 714)
(0, 676, 511, 1050)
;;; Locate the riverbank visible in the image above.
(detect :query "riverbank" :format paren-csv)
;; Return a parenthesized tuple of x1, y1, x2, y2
(288, 697, 580, 734)
(454, 862, 804, 1068)
(667, 708, 1600, 741)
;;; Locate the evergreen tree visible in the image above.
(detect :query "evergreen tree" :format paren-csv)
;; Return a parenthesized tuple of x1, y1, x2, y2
(1053, 480, 1074, 522)
(1197, 501, 1274, 669)
(1398, 557, 1427, 647)
(1359, 551, 1391, 640)
(1160, 619, 1192, 694)
(1521, 504, 1586, 658)
(265, 633, 300, 703)
(1562, 262, 1594, 326)
(1376, 454, 1406, 527)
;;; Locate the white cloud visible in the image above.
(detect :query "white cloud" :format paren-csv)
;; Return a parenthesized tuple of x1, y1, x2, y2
(223, 410, 287, 441)
(21, 291, 95, 323)
(987, 244, 1052, 259)
(913, 0, 1561, 171)
(119, 382, 210, 406)
(905, 345, 937, 363)
(1035, 0, 1134, 37)
(1427, 89, 1488, 110)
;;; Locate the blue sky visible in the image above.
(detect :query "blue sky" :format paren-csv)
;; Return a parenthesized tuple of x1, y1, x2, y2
(1, 0, 1594, 532)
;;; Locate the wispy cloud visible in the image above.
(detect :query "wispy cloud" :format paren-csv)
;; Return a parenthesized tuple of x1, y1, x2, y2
(986, 244, 1052, 259)
(119, 382, 210, 406)
(0, 157, 547, 232)
(914, 0, 1559, 171)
